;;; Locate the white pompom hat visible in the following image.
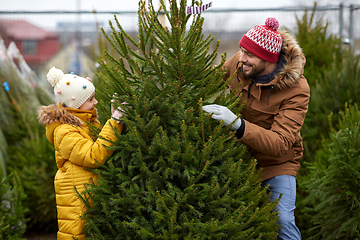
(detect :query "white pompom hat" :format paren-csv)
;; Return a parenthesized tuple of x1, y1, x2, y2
(46, 67, 95, 109)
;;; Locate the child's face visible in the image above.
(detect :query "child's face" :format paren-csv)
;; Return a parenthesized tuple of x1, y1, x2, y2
(79, 93, 98, 111)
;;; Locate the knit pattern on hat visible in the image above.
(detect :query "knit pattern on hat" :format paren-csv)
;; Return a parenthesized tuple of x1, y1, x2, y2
(239, 17, 282, 63)
(46, 67, 95, 109)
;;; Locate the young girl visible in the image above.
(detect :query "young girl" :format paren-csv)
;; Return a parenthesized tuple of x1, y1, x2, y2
(38, 67, 123, 240)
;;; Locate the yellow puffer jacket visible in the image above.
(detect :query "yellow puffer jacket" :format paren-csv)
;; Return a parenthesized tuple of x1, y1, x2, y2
(38, 104, 123, 240)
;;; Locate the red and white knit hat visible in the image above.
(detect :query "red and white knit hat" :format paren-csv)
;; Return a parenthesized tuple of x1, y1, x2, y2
(239, 17, 282, 63)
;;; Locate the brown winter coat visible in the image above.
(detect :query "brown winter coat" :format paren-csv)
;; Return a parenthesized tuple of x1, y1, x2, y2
(38, 104, 123, 240)
(223, 30, 310, 181)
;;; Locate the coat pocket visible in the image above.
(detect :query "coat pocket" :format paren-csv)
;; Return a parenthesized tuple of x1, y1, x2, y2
(250, 101, 279, 129)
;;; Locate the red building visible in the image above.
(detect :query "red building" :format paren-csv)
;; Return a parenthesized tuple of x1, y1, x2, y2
(0, 19, 60, 72)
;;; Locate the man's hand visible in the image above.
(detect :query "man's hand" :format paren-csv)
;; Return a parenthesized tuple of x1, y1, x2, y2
(202, 104, 242, 131)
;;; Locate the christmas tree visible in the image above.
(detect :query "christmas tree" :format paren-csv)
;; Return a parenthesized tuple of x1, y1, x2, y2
(80, 0, 279, 239)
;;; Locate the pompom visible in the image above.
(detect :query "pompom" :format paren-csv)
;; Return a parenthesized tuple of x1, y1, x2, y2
(46, 66, 64, 87)
(265, 17, 279, 31)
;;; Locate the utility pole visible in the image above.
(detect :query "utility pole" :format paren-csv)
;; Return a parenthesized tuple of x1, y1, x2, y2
(339, 3, 343, 38)
(71, 0, 81, 74)
(159, 0, 165, 27)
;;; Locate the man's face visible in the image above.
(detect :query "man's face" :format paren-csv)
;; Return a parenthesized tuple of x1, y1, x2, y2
(238, 47, 267, 79)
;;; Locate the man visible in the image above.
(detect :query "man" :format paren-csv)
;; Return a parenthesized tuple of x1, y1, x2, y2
(203, 17, 310, 240)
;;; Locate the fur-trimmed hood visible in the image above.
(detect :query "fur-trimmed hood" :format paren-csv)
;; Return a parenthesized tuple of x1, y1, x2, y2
(38, 104, 99, 145)
(273, 30, 305, 90)
(38, 104, 83, 127)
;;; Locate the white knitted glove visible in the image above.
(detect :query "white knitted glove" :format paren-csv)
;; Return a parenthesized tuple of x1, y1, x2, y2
(202, 104, 241, 131)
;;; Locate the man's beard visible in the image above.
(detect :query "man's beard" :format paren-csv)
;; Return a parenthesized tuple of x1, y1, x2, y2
(240, 61, 266, 79)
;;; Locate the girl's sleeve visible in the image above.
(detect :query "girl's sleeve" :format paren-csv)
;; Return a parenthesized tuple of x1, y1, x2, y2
(54, 119, 123, 168)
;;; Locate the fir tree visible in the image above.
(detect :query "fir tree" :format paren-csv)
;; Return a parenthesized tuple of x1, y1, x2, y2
(80, 0, 279, 239)
(303, 104, 360, 239)
(0, 169, 27, 240)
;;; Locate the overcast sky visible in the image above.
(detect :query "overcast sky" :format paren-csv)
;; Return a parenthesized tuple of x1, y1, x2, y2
(0, 0, 358, 33)
(0, 0, 358, 12)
